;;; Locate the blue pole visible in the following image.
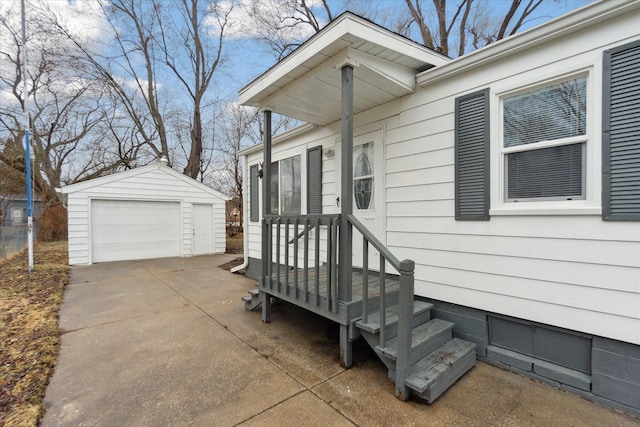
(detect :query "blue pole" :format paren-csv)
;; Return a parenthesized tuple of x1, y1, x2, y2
(22, 0, 33, 272)
(25, 131, 31, 220)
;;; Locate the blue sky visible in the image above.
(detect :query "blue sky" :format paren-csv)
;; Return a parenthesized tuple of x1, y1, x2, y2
(219, 0, 595, 103)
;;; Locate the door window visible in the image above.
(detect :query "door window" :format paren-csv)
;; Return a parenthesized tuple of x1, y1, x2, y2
(354, 142, 374, 210)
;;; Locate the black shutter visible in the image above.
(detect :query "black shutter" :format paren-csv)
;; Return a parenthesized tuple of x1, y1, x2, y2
(307, 146, 322, 214)
(455, 89, 490, 220)
(603, 40, 640, 221)
(249, 164, 259, 222)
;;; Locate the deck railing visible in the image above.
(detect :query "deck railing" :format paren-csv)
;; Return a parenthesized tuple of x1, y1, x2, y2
(261, 212, 415, 399)
(263, 214, 341, 312)
(348, 214, 415, 400)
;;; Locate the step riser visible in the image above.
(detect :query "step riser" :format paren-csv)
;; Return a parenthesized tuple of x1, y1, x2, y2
(362, 290, 400, 313)
(357, 300, 433, 334)
(359, 308, 432, 346)
(243, 288, 262, 311)
(413, 349, 476, 404)
(408, 328, 452, 366)
(243, 295, 262, 311)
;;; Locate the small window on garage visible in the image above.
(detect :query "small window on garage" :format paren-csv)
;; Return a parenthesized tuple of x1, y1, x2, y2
(488, 315, 592, 374)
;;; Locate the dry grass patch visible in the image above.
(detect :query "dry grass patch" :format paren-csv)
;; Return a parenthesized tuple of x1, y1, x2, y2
(0, 241, 68, 427)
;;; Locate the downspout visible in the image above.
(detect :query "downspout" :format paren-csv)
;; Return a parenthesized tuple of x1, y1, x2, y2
(230, 153, 249, 273)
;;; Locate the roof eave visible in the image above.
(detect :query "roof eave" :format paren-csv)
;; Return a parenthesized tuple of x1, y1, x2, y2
(417, 0, 640, 87)
(239, 12, 449, 107)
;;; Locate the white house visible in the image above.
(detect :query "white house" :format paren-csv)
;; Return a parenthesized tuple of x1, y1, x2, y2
(60, 158, 229, 265)
(237, 0, 640, 415)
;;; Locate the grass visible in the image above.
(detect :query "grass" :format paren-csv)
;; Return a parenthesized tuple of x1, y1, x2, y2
(226, 228, 243, 254)
(0, 241, 69, 427)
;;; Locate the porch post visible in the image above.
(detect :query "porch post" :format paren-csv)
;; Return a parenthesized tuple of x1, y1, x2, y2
(339, 64, 354, 368)
(339, 64, 354, 302)
(261, 109, 272, 323)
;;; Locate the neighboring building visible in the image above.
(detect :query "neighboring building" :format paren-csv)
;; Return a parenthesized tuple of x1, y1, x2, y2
(238, 1, 640, 416)
(59, 158, 230, 265)
(226, 197, 242, 227)
(0, 193, 43, 226)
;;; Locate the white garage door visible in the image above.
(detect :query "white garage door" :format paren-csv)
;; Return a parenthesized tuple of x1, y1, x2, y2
(91, 199, 181, 263)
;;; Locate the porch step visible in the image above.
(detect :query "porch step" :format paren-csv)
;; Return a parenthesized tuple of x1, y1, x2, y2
(405, 338, 477, 404)
(242, 288, 261, 311)
(376, 318, 454, 365)
(356, 300, 432, 334)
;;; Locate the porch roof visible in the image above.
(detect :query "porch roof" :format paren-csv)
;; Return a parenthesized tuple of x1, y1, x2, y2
(238, 12, 450, 126)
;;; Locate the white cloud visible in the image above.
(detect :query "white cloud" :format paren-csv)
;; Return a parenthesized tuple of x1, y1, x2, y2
(208, 0, 326, 41)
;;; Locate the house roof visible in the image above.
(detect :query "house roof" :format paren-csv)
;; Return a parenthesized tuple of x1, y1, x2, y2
(240, 1, 640, 129)
(416, 0, 640, 87)
(238, 12, 450, 126)
(58, 161, 231, 200)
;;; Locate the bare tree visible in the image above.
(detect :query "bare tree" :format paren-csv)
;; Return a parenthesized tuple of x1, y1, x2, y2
(0, 2, 114, 206)
(156, 0, 230, 178)
(404, 0, 545, 57)
(239, 0, 556, 60)
(212, 104, 295, 229)
(63, 0, 232, 180)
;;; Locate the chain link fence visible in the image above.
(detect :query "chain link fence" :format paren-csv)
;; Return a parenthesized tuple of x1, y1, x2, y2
(0, 223, 38, 260)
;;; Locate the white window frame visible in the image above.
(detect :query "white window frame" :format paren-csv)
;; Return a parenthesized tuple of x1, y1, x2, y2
(270, 153, 303, 215)
(491, 66, 601, 216)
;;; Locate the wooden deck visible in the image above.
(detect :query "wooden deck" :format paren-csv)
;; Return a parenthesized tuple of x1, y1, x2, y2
(260, 263, 400, 323)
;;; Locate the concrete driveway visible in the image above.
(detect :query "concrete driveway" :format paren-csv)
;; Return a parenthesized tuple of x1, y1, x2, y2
(42, 255, 638, 426)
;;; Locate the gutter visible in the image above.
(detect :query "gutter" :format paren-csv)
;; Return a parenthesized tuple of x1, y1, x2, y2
(416, 0, 640, 88)
(230, 151, 249, 274)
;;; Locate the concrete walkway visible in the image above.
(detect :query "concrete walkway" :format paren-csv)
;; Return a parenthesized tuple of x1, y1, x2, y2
(42, 255, 638, 426)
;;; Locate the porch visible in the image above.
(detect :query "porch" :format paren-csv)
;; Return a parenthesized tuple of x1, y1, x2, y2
(238, 13, 476, 403)
(242, 211, 476, 403)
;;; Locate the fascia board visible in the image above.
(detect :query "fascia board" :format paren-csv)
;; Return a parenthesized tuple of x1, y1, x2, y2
(417, 0, 640, 87)
(60, 163, 231, 200)
(239, 13, 449, 106)
(59, 163, 159, 194)
(161, 166, 231, 200)
(238, 123, 318, 158)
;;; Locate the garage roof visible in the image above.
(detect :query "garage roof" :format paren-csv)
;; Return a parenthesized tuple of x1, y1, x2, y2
(59, 160, 230, 200)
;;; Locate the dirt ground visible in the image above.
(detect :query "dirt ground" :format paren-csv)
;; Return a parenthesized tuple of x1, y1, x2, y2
(0, 241, 69, 427)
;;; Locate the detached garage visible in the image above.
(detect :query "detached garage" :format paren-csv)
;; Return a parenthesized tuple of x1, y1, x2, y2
(59, 158, 230, 265)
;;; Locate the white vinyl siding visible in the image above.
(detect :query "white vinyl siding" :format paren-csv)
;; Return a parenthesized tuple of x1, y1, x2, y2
(242, 10, 640, 346)
(386, 17, 640, 344)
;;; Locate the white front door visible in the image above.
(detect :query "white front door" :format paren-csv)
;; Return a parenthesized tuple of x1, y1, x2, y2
(193, 204, 214, 255)
(337, 129, 385, 270)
